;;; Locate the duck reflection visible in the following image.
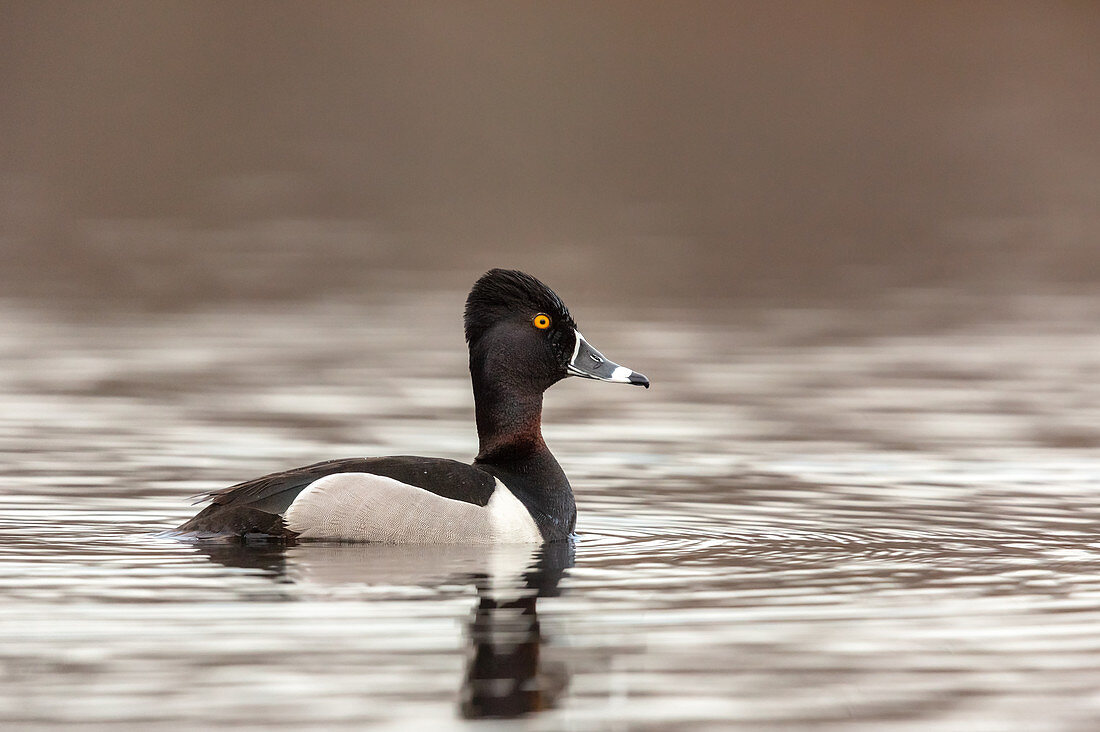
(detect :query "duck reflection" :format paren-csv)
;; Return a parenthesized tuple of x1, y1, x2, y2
(191, 539, 573, 720)
(460, 541, 572, 718)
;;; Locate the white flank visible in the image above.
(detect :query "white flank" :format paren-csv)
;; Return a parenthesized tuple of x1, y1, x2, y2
(284, 473, 543, 544)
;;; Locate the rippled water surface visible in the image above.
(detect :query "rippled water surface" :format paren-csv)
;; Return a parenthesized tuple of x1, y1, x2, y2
(2, 292, 1100, 730)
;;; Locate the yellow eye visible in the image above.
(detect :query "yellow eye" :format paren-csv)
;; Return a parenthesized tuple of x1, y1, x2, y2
(533, 313, 551, 330)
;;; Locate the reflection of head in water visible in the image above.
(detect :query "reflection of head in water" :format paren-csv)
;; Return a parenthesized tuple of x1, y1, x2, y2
(461, 542, 574, 719)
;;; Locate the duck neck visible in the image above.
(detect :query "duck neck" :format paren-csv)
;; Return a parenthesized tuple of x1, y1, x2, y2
(469, 354, 575, 540)
(471, 371, 548, 464)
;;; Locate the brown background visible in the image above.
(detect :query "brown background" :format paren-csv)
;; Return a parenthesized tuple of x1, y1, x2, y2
(2, 1, 1097, 306)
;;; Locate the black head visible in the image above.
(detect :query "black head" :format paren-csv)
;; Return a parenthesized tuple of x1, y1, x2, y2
(464, 269, 649, 393)
(465, 269, 578, 390)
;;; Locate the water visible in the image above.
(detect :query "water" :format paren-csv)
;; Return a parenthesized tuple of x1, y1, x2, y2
(2, 290, 1100, 730)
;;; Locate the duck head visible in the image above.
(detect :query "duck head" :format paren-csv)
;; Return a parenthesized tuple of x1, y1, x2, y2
(464, 269, 650, 392)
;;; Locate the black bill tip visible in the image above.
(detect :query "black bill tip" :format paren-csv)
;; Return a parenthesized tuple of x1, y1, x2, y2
(629, 372, 650, 389)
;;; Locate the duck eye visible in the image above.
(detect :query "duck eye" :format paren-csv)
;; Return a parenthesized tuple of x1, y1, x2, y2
(532, 313, 551, 330)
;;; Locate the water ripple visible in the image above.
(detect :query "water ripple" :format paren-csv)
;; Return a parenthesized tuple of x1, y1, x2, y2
(4, 299, 1100, 729)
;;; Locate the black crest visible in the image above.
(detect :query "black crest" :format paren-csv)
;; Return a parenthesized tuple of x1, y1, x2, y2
(464, 269, 575, 345)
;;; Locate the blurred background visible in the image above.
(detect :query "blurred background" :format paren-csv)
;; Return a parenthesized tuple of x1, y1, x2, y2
(2, 0, 1098, 308)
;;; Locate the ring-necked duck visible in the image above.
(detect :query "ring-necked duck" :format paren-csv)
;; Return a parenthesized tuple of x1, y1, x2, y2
(176, 268, 649, 543)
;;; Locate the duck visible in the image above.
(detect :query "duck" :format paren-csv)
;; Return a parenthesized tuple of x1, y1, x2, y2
(176, 268, 649, 543)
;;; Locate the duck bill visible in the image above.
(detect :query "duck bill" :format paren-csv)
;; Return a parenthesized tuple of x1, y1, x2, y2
(567, 331, 650, 388)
